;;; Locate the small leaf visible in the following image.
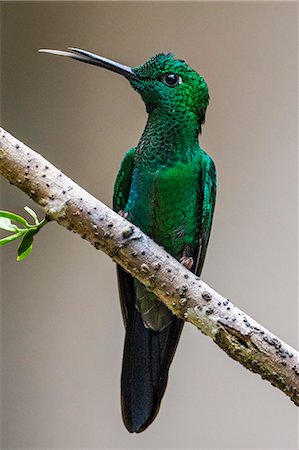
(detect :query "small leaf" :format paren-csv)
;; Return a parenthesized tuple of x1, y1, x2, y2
(17, 229, 36, 260)
(24, 206, 39, 225)
(0, 231, 24, 247)
(0, 210, 29, 227)
(0, 217, 18, 232)
(17, 243, 33, 261)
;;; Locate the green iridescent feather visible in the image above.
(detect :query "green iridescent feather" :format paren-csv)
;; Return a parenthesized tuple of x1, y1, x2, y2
(112, 52, 216, 432)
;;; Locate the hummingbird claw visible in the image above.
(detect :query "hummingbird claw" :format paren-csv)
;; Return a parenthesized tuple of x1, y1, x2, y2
(118, 210, 128, 219)
(180, 256, 194, 270)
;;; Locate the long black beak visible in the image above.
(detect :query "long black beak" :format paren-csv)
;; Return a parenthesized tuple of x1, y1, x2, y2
(39, 47, 137, 79)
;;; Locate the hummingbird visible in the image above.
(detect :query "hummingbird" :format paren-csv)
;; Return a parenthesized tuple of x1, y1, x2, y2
(39, 47, 217, 433)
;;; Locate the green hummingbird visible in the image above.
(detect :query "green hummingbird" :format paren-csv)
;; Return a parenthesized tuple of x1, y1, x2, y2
(39, 47, 217, 433)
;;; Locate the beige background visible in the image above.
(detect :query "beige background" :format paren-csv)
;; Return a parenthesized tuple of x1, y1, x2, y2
(1, 2, 298, 449)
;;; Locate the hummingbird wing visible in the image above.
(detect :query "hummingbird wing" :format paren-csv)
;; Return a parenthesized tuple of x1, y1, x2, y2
(195, 153, 217, 277)
(113, 147, 136, 325)
(114, 148, 182, 432)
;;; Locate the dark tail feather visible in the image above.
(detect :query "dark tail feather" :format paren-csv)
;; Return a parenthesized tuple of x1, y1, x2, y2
(121, 306, 183, 433)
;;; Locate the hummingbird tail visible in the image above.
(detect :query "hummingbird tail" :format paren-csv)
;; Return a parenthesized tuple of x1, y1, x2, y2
(121, 303, 183, 433)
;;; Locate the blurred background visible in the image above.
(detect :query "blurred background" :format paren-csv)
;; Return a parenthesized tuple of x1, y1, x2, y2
(1, 2, 298, 449)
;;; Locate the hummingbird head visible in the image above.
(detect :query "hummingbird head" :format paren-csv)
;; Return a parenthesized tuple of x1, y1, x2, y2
(131, 53, 209, 128)
(39, 48, 209, 132)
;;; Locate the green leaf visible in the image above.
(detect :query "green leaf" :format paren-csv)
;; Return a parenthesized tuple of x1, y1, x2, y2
(0, 231, 24, 247)
(17, 229, 36, 260)
(17, 243, 33, 261)
(0, 208, 49, 261)
(0, 217, 18, 232)
(0, 210, 29, 227)
(24, 206, 39, 225)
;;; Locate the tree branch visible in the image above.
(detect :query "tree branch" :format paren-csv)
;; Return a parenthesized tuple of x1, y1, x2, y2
(0, 126, 298, 406)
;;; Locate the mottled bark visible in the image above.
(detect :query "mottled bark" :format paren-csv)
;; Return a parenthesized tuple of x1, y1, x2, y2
(0, 127, 298, 406)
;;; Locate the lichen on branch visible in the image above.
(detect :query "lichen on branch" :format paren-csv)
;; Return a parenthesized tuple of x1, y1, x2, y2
(0, 126, 298, 406)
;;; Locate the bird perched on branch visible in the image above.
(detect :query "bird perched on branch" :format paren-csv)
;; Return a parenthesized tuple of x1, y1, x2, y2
(39, 47, 217, 433)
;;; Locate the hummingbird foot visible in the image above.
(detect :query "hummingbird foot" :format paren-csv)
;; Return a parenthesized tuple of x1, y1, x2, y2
(180, 256, 194, 270)
(118, 210, 128, 219)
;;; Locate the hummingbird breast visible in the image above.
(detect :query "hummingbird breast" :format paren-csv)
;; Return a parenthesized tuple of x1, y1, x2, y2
(125, 152, 201, 259)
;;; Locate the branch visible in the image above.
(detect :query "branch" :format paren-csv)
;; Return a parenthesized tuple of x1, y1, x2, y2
(0, 126, 298, 406)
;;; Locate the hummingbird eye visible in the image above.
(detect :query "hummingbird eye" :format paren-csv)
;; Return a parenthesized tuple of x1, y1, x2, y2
(161, 73, 182, 87)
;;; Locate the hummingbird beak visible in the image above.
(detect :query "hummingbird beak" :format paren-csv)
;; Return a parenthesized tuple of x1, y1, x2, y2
(38, 47, 138, 80)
